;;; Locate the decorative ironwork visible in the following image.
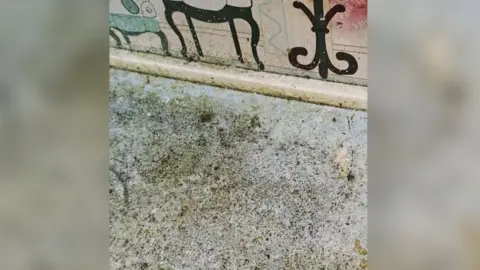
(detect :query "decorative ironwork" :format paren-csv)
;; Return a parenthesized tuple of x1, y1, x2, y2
(288, 0, 358, 79)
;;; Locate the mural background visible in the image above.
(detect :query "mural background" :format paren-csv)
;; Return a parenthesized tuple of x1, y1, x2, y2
(109, 0, 368, 86)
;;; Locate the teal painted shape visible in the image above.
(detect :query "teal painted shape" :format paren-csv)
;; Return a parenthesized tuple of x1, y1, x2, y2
(121, 0, 140, 14)
(109, 14, 160, 33)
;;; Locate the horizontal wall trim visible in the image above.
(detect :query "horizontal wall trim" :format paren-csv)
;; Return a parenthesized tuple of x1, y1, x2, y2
(110, 48, 367, 111)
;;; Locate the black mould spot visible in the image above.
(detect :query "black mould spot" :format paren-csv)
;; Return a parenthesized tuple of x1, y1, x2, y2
(347, 172, 355, 181)
(140, 262, 148, 270)
(199, 110, 215, 123)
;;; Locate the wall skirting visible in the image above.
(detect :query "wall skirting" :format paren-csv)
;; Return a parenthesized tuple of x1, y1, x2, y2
(110, 48, 367, 111)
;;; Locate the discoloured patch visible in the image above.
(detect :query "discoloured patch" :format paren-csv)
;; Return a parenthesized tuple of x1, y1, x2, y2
(354, 239, 368, 256)
(334, 146, 351, 179)
(109, 69, 367, 269)
(330, 0, 368, 30)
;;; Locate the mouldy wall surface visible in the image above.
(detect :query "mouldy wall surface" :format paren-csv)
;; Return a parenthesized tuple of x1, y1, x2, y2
(109, 0, 367, 86)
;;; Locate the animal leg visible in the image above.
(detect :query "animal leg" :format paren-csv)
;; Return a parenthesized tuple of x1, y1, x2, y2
(156, 30, 170, 56)
(185, 15, 203, 57)
(110, 28, 122, 47)
(228, 19, 244, 63)
(165, 9, 188, 57)
(244, 12, 264, 70)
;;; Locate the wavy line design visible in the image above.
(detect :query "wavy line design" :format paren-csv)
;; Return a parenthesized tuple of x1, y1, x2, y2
(258, 0, 285, 53)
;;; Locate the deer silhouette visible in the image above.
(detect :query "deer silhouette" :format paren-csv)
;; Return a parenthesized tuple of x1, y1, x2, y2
(162, 0, 264, 70)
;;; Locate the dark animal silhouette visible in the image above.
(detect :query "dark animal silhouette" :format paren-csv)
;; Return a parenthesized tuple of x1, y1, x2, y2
(162, 0, 264, 70)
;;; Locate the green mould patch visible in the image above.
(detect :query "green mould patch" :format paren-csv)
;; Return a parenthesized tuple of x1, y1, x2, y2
(110, 83, 265, 221)
(195, 95, 216, 123)
(232, 114, 262, 137)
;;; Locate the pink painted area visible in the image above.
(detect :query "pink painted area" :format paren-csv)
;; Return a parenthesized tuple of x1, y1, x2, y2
(329, 0, 367, 31)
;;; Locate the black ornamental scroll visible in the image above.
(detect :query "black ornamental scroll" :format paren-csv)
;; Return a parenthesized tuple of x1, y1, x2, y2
(288, 0, 358, 79)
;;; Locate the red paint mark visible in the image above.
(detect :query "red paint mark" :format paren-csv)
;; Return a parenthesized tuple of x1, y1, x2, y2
(330, 0, 367, 30)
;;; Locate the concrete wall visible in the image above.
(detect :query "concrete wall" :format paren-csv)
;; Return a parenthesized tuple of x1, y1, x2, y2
(110, 0, 367, 86)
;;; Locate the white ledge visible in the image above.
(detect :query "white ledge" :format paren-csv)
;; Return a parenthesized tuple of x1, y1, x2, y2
(110, 48, 367, 111)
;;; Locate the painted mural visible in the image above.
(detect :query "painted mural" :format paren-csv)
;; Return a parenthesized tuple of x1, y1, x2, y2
(110, 0, 170, 55)
(109, 0, 368, 85)
(163, 0, 264, 70)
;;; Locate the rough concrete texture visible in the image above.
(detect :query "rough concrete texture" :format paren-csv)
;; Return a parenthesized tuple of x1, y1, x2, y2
(109, 69, 368, 270)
